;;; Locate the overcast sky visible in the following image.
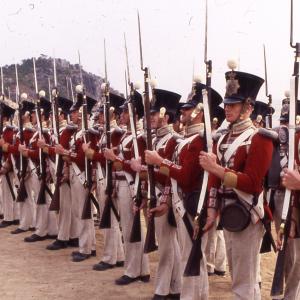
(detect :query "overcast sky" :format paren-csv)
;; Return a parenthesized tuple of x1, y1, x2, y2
(0, 0, 299, 121)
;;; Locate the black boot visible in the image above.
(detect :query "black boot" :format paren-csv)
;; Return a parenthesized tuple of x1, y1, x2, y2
(46, 240, 68, 250)
(24, 234, 47, 242)
(0, 220, 14, 228)
(67, 238, 79, 247)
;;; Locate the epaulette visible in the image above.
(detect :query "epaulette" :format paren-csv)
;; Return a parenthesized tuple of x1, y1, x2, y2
(88, 127, 101, 136)
(257, 128, 279, 141)
(4, 125, 16, 130)
(24, 127, 36, 133)
(66, 124, 78, 131)
(212, 128, 228, 142)
(42, 128, 50, 134)
(171, 132, 184, 142)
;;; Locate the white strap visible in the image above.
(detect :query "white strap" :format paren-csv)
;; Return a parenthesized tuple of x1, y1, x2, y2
(170, 178, 186, 218)
(71, 162, 86, 185)
(155, 133, 172, 151)
(217, 127, 255, 164)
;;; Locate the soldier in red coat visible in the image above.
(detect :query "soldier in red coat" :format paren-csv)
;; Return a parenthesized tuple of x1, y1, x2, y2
(145, 78, 224, 300)
(199, 61, 273, 300)
(0, 99, 19, 228)
(20, 93, 58, 242)
(83, 95, 126, 272)
(1, 96, 36, 234)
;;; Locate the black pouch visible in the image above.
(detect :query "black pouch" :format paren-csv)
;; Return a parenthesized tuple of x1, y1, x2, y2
(220, 200, 251, 232)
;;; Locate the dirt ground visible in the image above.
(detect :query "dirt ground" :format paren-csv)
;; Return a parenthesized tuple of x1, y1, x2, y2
(0, 224, 276, 300)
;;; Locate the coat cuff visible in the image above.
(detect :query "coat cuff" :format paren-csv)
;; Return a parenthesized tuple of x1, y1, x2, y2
(159, 159, 172, 177)
(223, 169, 238, 188)
(113, 157, 123, 171)
(2, 143, 9, 152)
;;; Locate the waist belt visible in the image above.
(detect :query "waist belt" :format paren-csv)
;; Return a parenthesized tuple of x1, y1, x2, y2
(115, 175, 127, 181)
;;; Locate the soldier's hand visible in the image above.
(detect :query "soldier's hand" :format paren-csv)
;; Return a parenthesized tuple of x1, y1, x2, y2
(130, 158, 142, 172)
(202, 208, 217, 233)
(145, 150, 163, 166)
(82, 142, 91, 153)
(18, 144, 27, 153)
(149, 203, 169, 218)
(199, 151, 217, 172)
(0, 138, 4, 147)
(55, 144, 65, 155)
(37, 138, 46, 148)
(103, 148, 117, 161)
(282, 168, 300, 190)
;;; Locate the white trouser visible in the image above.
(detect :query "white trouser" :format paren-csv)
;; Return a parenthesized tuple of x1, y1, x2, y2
(224, 222, 264, 300)
(1, 173, 19, 221)
(57, 182, 79, 241)
(70, 167, 96, 255)
(35, 183, 58, 237)
(284, 238, 300, 300)
(18, 172, 38, 230)
(205, 221, 227, 273)
(97, 181, 124, 264)
(154, 202, 181, 296)
(176, 212, 209, 300)
(117, 179, 149, 277)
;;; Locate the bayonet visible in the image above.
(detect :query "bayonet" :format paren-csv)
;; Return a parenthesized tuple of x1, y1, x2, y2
(69, 77, 75, 103)
(1, 66, 4, 96)
(33, 57, 38, 94)
(78, 50, 83, 86)
(137, 11, 144, 71)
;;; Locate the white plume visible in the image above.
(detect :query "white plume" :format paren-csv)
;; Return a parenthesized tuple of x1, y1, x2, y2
(284, 90, 290, 98)
(133, 81, 141, 90)
(227, 59, 238, 70)
(39, 90, 46, 98)
(193, 74, 203, 83)
(75, 84, 83, 93)
(21, 93, 28, 100)
(150, 78, 158, 88)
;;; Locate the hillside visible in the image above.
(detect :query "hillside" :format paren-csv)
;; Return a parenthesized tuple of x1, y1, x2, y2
(1, 55, 119, 101)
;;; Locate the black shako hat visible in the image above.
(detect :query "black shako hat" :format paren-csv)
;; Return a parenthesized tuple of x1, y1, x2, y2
(181, 81, 224, 122)
(150, 88, 181, 123)
(224, 69, 264, 105)
(250, 101, 275, 122)
(120, 90, 144, 119)
(70, 93, 97, 114)
(0, 99, 17, 118)
(109, 93, 126, 115)
(57, 96, 73, 115)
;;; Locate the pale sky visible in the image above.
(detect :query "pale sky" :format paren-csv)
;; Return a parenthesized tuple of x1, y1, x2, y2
(0, 0, 299, 122)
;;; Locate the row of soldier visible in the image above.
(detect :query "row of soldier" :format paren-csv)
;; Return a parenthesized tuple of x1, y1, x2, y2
(0, 57, 299, 300)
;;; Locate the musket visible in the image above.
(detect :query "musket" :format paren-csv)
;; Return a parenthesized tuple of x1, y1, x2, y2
(49, 57, 63, 211)
(264, 45, 273, 129)
(33, 57, 50, 205)
(259, 45, 277, 254)
(75, 52, 94, 220)
(137, 12, 158, 253)
(123, 33, 144, 243)
(15, 63, 28, 203)
(271, 0, 300, 297)
(99, 39, 120, 228)
(184, 0, 211, 277)
(69, 77, 75, 103)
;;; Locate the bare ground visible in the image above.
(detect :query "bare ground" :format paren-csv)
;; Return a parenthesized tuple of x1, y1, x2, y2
(0, 224, 276, 300)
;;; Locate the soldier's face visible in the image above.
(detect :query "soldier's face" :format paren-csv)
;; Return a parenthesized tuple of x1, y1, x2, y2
(120, 110, 130, 125)
(71, 110, 79, 123)
(150, 112, 160, 129)
(31, 112, 37, 125)
(180, 108, 193, 125)
(224, 103, 243, 123)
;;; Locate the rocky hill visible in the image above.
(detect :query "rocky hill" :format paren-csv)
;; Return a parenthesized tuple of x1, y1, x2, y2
(1, 55, 120, 101)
